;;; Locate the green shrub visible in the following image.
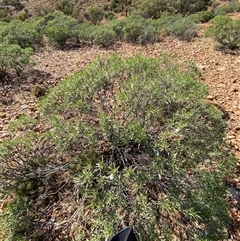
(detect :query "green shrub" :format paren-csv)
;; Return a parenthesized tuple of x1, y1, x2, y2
(16, 8, 30, 21)
(92, 25, 117, 47)
(0, 21, 8, 41)
(0, 8, 9, 20)
(0, 42, 34, 80)
(164, 15, 199, 40)
(170, 0, 211, 16)
(56, 0, 74, 15)
(134, 0, 211, 18)
(45, 11, 79, 47)
(133, 0, 169, 19)
(78, 22, 98, 44)
(104, 10, 116, 20)
(122, 15, 160, 43)
(31, 84, 47, 98)
(213, 1, 240, 15)
(2, 19, 44, 48)
(0, 54, 233, 240)
(85, 5, 104, 25)
(7, 114, 37, 133)
(205, 15, 240, 50)
(108, 18, 126, 38)
(189, 10, 214, 23)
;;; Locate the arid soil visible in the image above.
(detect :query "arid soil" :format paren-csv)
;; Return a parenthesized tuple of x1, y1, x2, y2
(0, 26, 240, 239)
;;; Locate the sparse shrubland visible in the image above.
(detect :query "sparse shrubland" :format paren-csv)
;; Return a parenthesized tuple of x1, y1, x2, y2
(0, 0, 240, 240)
(0, 54, 235, 240)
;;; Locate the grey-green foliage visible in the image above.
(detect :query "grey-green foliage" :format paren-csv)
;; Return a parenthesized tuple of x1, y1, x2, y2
(134, 0, 211, 18)
(78, 22, 97, 44)
(188, 10, 214, 23)
(122, 15, 161, 43)
(0, 21, 8, 40)
(38, 54, 234, 240)
(134, 0, 170, 19)
(0, 54, 234, 240)
(2, 19, 45, 48)
(170, 0, 211, 16)
(45, 11, 79, 47)
(0, 41, 34, 80)
(213, 1, 240, 15)
(205, 15, 240, 50)
(78, 15, 161, 46)
(92, 25, 117, 46)
(108, 18, 126, 38)
(164, 14, 199, 40)
(85, 5, 104, 24)
(56, 0, 74, 15)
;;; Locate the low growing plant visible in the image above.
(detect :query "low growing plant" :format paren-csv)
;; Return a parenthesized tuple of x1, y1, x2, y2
(85, 5, 104, 25)
(164, 15, 199, 40)
(213, 1, 240, 15)
(205, 15, 240, 50)
(0, 42, 34, 80)
(45, 11, 79, 48)
(188, 10, 214, 23)
(0, 54, 234, 240)
(2, 19, 44, 48)
(56, 0, 74, 16)
(122, 15, 160, 43)
(92, 25, 117, 47)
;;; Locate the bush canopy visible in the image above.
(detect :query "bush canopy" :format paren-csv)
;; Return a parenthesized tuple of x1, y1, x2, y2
(0, 54, 234, 240)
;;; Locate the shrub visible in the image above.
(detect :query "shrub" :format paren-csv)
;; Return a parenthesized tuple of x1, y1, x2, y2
(56, 0, 74, 15)
(7, 114, 37, 133)
(78, 22, 98, 44)
(133, 0, 169, 19)
(45, 11, 79, 47)
(170, 0, 211, 16)
(2, 19, 45, 48)
(0, 42, 34, 80)
(85, 5, 104, 25)
(108, 18, 126, 38)
(133, 0, 211, 18)
(0, 21, 8, 41)
(164, 15, 199, 41)
(92, 25, 117, 47)
(31, 84, 47, 97)
(205, 15, 240, 50)
(213, 1, 240, 15)
(0, 8, 9, 20)
(122, 15, 160, 43)
(104, 11, 116, 20)
(188, 10, 214, 23)
(0, 54, 234, 240)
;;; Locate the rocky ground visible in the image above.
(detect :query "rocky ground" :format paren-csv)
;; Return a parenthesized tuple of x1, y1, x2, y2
(1, 26, 240, 239)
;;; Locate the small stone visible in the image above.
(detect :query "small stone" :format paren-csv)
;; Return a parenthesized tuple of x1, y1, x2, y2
(0, 112, 6, 118)
(206, 95, 214, 100)
(227, 135, 236, 140)
(21, 104, 28, 110)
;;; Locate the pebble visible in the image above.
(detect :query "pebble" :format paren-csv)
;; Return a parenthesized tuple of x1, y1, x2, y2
(0, 112, 6, 118)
